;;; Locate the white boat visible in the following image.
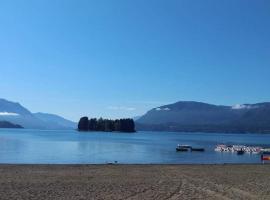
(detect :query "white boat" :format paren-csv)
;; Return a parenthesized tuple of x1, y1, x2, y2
(261, 148, 270, 153)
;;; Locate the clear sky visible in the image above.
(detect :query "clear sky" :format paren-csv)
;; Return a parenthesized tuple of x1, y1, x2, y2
(0, 0, 270, 121)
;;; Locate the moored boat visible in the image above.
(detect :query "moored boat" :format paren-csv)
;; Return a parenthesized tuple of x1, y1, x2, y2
(191, 148, 205, 152)
(176, 144, 191, 152)
(261, 148, 270, 154)
(176, 147, 189, 152)
(237, 149, 245, 155)
(177, 144, 191, 149)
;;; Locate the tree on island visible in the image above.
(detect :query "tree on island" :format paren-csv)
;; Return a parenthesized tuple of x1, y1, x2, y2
(78, 117, 135, 132)
(78, 117, 89, 131)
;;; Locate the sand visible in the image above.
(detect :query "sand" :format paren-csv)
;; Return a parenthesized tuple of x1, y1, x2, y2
(0, 164, 269, 200)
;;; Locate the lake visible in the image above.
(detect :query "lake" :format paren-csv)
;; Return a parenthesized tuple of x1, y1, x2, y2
(0, 129, 270, 164)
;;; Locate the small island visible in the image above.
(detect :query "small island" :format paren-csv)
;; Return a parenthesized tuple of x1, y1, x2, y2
(78, 117, 135, 132)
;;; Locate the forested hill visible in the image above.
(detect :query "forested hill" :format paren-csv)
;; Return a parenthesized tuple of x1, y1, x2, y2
(78, 117, 135, 132)
(136, 101, 270, 133)
(0, 121, 23, 129)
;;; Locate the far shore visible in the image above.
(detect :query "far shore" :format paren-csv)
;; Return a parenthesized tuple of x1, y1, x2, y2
(0, 164, 269, 199)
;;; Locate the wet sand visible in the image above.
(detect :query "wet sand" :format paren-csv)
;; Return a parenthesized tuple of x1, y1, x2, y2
(0, 164, 269, 200)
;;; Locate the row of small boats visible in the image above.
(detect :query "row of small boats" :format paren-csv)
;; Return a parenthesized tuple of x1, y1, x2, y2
(176, 144, 270, 155)
(215, 144, 270, 155)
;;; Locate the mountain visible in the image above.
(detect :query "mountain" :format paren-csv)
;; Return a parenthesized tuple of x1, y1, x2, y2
(0, 99, 32, 115)
(136, 101, 270, 133)
(133, 116, 142, 121)
(0, 121, 23, 128)
(0, 98, 76, 129)
(0, 98, 45, 129)
(34, 113, 76, 129)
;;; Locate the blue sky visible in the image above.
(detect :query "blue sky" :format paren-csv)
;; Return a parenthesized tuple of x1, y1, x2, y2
(0, 0, 270, 121)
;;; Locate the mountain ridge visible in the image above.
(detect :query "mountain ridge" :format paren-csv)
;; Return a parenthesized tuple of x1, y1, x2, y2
(34, 112, 77, 129)
(0, 98, 76, 130)
(136, 101, 270, 133)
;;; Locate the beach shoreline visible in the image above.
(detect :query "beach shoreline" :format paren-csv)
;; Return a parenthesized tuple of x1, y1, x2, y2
(0, 164, 269, 199)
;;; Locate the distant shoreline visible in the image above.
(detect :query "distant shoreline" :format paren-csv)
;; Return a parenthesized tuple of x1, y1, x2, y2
(1, 128, 270, 134)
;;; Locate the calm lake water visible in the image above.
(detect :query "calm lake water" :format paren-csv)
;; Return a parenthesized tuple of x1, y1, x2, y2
(0, 129, 270, 164)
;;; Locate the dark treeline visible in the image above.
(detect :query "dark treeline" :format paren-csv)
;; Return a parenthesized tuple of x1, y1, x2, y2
(78, 117, 135, 132)
(0, 121, 23, 129)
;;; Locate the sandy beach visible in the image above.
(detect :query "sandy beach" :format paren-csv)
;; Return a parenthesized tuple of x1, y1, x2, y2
(0, 164, 269, 200)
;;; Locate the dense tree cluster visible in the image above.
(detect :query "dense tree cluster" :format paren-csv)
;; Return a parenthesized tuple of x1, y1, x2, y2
(78, 117, 135, 132)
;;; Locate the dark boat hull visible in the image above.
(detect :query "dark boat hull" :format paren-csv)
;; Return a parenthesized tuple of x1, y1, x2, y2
(237, 150, 245, 155)
(176, 148, 189, 152)
(191, 148, 205, 152)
